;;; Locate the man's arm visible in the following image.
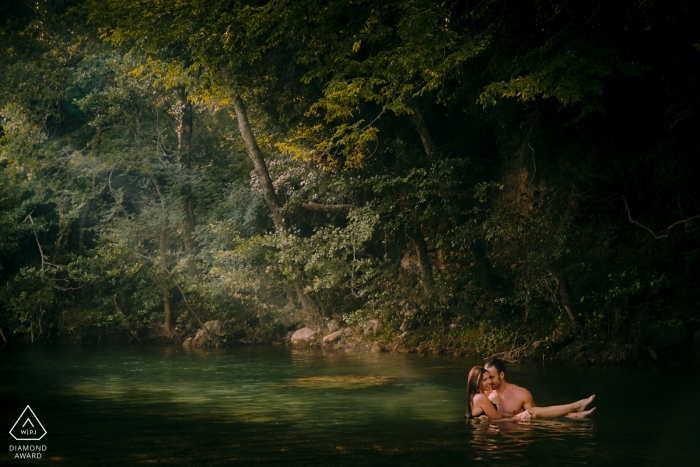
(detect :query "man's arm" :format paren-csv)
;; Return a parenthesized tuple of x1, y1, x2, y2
(521, 387, 536, 411)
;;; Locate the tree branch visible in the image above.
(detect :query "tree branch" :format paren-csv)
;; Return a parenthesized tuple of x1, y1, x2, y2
(113, 295, 141, 342)
(23, 211, 46, 270)
(624, 198, 700, 239)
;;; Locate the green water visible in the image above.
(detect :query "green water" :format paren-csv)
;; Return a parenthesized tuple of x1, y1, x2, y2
(1, 345, 697, 466)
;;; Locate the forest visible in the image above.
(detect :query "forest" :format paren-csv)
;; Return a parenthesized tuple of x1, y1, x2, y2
(1, 0, 698, 363)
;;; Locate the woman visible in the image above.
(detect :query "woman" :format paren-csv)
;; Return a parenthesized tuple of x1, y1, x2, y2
(466, 366, 596, 420)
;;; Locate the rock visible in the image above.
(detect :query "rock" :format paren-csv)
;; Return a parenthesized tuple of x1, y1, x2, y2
(646, 325, 687, 350)
(182, 337, 193, 350)
(327, 319, 340, 333)
(191, 329, 209, 348)
(364, 319, 384, 335)
(291, 327, 316, 345)
(203, 319, 227, 337)
(371, 343, 385, 353)
(186, 320, 228, 349)
(552, 324, 573, 345)
(323, 330, 344, 343)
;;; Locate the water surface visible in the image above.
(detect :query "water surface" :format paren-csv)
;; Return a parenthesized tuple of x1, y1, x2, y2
(1, 345, 696, 466)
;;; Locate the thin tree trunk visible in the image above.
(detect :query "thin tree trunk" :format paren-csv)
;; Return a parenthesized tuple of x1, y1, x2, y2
(551, 267, 579, 327)
(409, 104, 437, 160)
(232, 95, 284, 228)
(178, 88, 197, 252)
(407, 229, 434, 292)
(406, 103, 438, 291)
(54, 202, 71, 258)
(469, 240, 505, 294)
(160, 222, 173, 335)
(293, 281, 319, 317)
(181, 184, 197, 250)
(150, 174, 175, 336)
(232, 95, 317, 320)
(79, 199, 90, 251)
(23, 212, 46, 270)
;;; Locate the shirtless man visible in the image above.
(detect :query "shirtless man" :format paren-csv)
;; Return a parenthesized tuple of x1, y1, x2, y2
(484, 358, 595, 421)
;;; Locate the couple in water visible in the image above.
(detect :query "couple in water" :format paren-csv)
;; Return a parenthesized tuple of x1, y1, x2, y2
(467, 358, 597, 421)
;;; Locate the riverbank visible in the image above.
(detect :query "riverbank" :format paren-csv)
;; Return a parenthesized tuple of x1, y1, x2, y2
(290, 325, 700, 367)
(4, 319, 698, 367)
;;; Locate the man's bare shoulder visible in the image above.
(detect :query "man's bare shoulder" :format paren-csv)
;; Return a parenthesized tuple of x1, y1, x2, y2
(511, 384, 534, 400)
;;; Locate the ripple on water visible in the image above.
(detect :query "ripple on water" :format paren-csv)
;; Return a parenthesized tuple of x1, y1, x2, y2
(275, 374, 397, 389)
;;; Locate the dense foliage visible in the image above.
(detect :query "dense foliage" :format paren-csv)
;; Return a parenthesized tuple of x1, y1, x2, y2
(1, 0, 698, 358)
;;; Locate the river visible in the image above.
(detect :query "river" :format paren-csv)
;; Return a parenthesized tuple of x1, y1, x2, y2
(1, 345, 697, 466)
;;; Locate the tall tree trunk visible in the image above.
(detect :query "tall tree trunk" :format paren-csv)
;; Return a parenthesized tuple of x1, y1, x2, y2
(178, 88, 197, 252)
(407, 102, 437, 292)
(551, 267, 579, 327)
(469, 240, 505, 294)
(232, 95, 285, 228)
(150, 174, 175, 336)
(232, 95, 317, 321)
(407, 228, 434, 292)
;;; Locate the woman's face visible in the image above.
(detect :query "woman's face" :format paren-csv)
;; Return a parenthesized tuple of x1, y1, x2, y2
(481, 372, 491, 392)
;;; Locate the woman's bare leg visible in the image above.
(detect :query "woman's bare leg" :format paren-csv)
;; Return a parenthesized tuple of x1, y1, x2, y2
(565, 407, 596, 419)
(528, 395, 595, 418)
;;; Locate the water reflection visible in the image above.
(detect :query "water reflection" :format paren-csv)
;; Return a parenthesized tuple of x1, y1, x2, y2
(62, 348, 459, 429)
(468, 418, 595, 466)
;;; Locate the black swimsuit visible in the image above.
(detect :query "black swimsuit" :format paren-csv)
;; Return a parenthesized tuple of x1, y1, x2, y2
(466, 402, 498, 419)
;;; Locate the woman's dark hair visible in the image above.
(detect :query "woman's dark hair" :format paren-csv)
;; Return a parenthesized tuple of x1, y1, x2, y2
(466, 366, 486, 418)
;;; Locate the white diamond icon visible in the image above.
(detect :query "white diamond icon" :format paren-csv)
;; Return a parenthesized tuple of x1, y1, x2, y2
(9, 406, 47, 441)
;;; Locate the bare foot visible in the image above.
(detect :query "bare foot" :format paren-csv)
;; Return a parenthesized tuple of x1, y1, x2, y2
(578, 395, 596, 412)
(567, 407, 596, 419)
